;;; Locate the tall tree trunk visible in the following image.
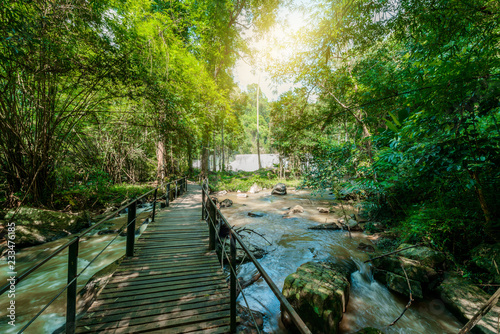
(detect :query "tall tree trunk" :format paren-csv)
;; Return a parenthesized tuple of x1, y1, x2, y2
(212, 131, 216, 172)
(468, 169, 494, 237)
(221, 123, 225, 172)
(157, 139, 165, 181)
(201, 130, 209, 178)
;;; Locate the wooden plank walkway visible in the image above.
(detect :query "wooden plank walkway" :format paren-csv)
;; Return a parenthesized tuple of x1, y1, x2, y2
(76, 184, 230, 334)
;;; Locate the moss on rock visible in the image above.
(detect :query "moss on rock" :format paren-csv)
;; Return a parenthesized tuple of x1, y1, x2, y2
(281, 260, 356, 334)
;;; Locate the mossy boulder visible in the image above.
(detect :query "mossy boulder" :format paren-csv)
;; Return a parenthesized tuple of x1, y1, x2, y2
(471, 243, 500, 283)
(397, 243, 446, 268)
(281, 260, 356, 334)
(437, 273, 500, 334)
(4, 207, 89, 248)
(373, 270, 423, 300)
(372, 255, 438, 283)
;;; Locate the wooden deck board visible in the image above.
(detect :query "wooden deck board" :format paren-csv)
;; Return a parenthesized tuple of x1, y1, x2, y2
(76, 185, 230, 334)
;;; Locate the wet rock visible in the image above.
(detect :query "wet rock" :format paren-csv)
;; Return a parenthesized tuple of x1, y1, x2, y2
(309, 222, 343, 230)
(397, 243, 446, 269)
(385, 271, 423, 300)
(237, 193, 248, 198)
(372, 255, 438, 284)
(281, 260, 356, 334)
(437, 273, 500, 334)
(289, 205, 304, 214)
(248, 212, 265, 218)
(341, 219, 363, 232)
(355, 328, 384, 334)
(271, 183, 287, 195)
(218, 190, 228, 196)
(354, 213, 369, 223)
(317, 207, 330, 213)
(237, 305, 264, 334)
(219, 199, 233, 208)
(3, 207, 89, 248)
(248, 183, 263, 194)
(471, 243, 500, 283)
(357, 242, 375, 252)
(220, 238, 267, 263)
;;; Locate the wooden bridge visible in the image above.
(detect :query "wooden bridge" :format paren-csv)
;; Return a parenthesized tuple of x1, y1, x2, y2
(76, 184, 231, 333)
(1, 179, 310, 334)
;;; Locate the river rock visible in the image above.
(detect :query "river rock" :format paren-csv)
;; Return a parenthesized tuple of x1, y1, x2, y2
(437, 273, 500, 334)
(317, 207, 330, 213)
(372, 255, 438, 283)
(248, 212, 265, 217)
(218, 190, 228, 196)
(271, 183, 287, 195)
(345, 219, 363, 232)
(221, 239, 266, 263)
(248, 183, 262, 194)
(281, 260, 356, 334)
(289, 205, 304, 214)
(384, 271, 424, 300)
(237, 193, 248, 198)
(309, 222, 343, 230)
(237, 305, 264, 334)
(3, 207, 89, 248)
(219, 199, 233, 208)
(357, 242, 375, 252)
(471, 243, 500, 283)
(397, 243, 446, 269)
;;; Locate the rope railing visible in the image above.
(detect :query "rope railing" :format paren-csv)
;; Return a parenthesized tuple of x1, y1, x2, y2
(201, 179, 312, 334)
(0, 177, 188, 334)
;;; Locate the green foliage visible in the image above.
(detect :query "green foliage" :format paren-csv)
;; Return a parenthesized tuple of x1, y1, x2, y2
(208, 170, 301, 192)
(399, 206, 485, 261)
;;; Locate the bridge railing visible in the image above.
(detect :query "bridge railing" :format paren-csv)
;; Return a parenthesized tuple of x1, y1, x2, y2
(201, 179, 311, 334)
(0, 177, 188, 334)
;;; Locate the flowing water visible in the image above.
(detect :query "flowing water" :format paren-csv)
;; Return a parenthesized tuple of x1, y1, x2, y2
(1, 190, 463, 333)
(219, 189, 463, 333)
(0, 205, 153, 333)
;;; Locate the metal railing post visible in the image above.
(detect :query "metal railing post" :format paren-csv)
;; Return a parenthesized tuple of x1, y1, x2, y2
(152, 188, 158, 222)
(126, 201, 137, 257)
(166, 183, 170, 207)
(208, 199, 216, 251)
(184, 177, 187, 192)
(202, 182, 206, 220)
(230, 232, 237, 333)
(175, 180, 178, 198)
(66, 237, 79, 334)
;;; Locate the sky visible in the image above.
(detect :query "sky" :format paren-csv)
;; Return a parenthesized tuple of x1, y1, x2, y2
(232, 4, 309, 101)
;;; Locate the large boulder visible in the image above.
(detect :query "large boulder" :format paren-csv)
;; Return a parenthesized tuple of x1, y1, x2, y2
(437, 273, 500, 334)
(372, 256, 438, 283)
(396, 243, 446, 268)
(471, 243, 500, 283)
(373, 270, 424, 300)
(281, 260, 356, 334)
(3, 207, 89, 248)
(271, 183, 287, 195)
(219, 199, 233, 208)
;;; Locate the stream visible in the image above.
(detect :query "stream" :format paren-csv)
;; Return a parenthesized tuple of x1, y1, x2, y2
(219, 189, 463, 333)
(0, 189, 463, 333)
(0, 205, 153, 333)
